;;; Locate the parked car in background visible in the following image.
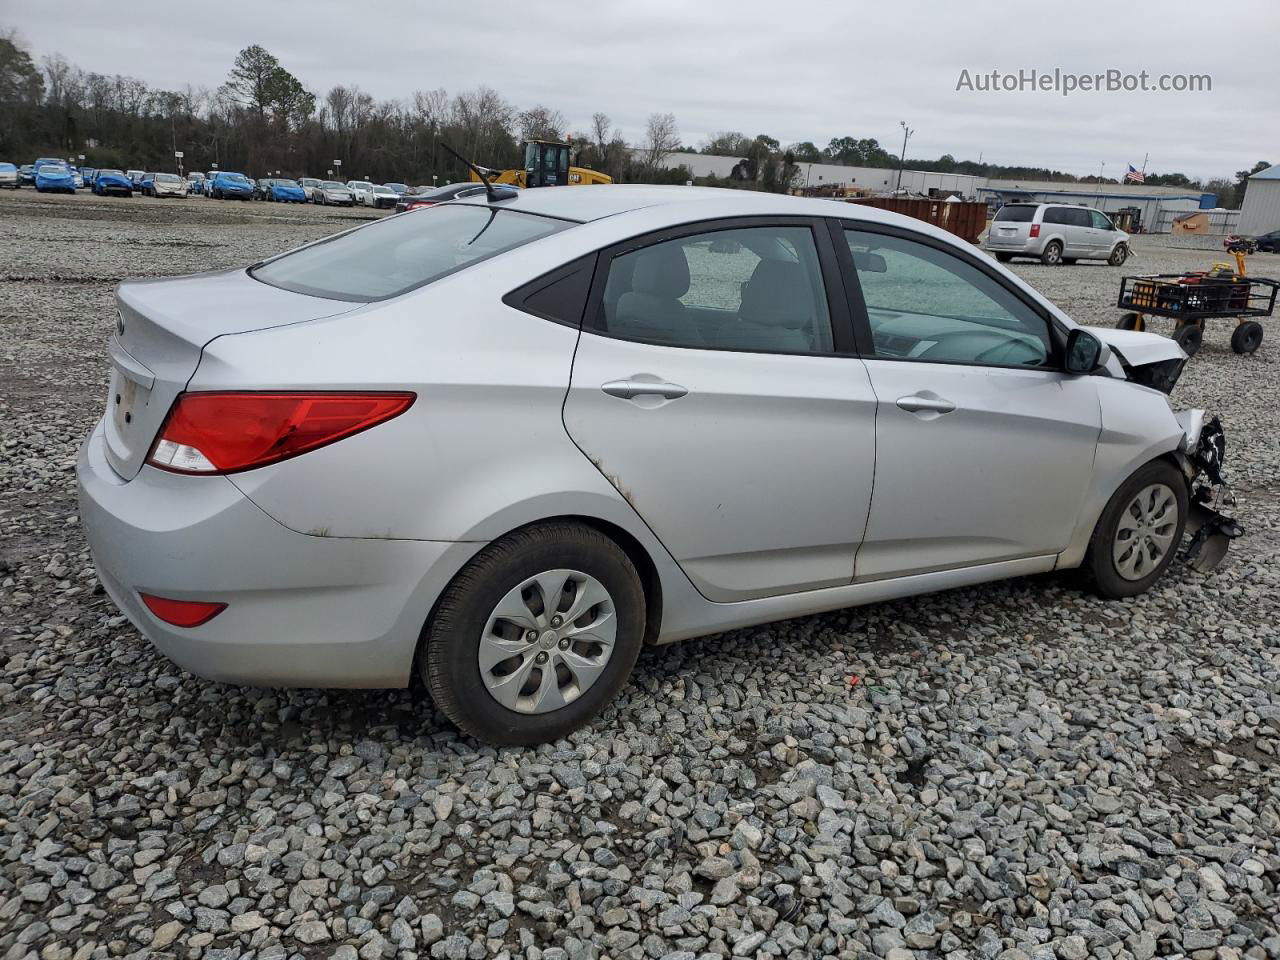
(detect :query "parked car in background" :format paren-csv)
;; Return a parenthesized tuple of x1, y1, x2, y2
(72, 169, 85, 189)
(93, 169, 134, 197)
(299, 177, 322, 201)
(986, 202, 1130, 266)
(269, 178, 307, 203)
(0, 162, 19, 188)
(150, 173, 188, 198)
(19, 164, 36, 185)
(138, 173, 158, 196)
(384, 182, 409, 195)
(346, 180, 374, 205)
(186, 172, 207, 195)
(35, 163, 76, 193)
(314, 180, 354, 206)
(1248, 229, 1280, 253)
(80, 168, 96, 186)
(76, 186, 1229, 745)
(128, 170, 147, 191)
(253, 178, 274, 200)
(209, 171, 254, 200)
(369, 184, 400, 209)
(394, 182, 487, 213)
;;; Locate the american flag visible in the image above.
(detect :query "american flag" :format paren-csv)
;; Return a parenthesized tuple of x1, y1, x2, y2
(1123, 164, 1145, 184)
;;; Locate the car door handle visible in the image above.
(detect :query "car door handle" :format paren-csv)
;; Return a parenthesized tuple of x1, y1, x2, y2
(602, 379, 689, 401)
(896, 394, 956, 415)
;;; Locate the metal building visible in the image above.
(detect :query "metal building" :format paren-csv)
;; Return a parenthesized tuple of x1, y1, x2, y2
(1237, 165, 1280, 235)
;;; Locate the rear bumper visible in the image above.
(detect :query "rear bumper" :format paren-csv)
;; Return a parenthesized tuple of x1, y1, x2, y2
(985, 237, 1041, 254)
(77, 420, 483, 688)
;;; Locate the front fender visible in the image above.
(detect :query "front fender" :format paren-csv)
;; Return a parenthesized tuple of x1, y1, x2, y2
(1057, 379, 1186, 569)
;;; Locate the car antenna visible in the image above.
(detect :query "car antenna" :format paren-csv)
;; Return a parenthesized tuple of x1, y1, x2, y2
(440, 142, 504, 203)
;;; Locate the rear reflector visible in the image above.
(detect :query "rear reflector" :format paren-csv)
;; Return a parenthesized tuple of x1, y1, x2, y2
(147, 391, 415, 475)
(140, 593, 227, 627)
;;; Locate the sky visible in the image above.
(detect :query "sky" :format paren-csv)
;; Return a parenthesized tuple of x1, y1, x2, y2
(7, 0, 1278, 181)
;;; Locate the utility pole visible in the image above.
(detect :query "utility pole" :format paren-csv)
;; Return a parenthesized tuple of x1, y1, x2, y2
(895, 121, 913, 194)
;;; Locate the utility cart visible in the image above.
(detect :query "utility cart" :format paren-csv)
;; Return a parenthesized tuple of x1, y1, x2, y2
(1115, 238, 1279, 356)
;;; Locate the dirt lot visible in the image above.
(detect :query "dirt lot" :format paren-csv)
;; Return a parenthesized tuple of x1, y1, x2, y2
(1, 187, 1278, 960)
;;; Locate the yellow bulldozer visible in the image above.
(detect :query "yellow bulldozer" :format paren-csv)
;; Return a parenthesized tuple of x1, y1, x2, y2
(470, 139, 612, 188)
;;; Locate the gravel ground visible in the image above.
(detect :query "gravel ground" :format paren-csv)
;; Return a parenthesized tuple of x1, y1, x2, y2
(2, 188, 1278, 960)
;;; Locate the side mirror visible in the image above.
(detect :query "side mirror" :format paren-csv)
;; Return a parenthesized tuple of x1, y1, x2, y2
(1064, 328, 1110, 374)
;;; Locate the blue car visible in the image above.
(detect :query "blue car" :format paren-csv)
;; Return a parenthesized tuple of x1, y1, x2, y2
(93, 169, 134, 197)
(269, 178, 306, 202)
(209, 171, 254, 200)
(35, 163, 76, 193)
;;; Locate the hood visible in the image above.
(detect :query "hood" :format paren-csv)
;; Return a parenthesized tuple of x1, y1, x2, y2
(1084, 325, 1187, 394)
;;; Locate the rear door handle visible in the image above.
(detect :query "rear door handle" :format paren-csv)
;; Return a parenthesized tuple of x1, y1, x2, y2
(602, 379, 689, 401)
(896, 394, 956, 415)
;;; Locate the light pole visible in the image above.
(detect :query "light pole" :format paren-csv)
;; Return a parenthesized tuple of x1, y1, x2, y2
(895, 121, 914, 195)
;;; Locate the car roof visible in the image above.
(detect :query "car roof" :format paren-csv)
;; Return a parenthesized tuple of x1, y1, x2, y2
(451, 183, 929, 227)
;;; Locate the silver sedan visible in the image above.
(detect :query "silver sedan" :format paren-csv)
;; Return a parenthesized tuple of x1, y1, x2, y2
(77, 186, 1235, 744)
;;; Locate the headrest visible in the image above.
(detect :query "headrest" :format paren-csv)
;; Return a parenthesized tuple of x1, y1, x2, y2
(630, 245, 691, 299)
(739, 259, 812, 328)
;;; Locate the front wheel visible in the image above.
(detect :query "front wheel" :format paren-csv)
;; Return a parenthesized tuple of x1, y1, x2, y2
(421, 522, 646, 746)
(1109, 244, 1129, 266)
(1041, 241, 1063, 266)
(1085, 460, 1188, 598)
(1231, 320, 1263, 354)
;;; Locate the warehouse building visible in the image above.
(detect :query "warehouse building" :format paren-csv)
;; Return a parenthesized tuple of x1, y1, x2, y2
(1236, 164, 1280, 234)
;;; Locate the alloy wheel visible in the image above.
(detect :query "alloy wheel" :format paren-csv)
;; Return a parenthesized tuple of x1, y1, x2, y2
(1112, 483, 1179, 580)
(477, 569, 617, 714)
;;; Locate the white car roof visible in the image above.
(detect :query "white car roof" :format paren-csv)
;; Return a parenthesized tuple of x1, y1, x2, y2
(453, 183, 921, 228)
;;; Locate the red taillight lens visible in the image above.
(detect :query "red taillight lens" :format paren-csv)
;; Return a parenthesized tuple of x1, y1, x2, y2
(147, 391, 415, 474)
(408, 200, 435, 209)
(140, 593, 227, 627)
(1029, 224, 1041, 238)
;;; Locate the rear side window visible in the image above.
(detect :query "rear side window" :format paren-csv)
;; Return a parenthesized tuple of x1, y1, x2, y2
(1042, 207, 1067, 225)
(252, 205, 570, 302)
(994, 205, 1036, 222)
(504, 256, 596, 327)
(590, 225, 834, 354)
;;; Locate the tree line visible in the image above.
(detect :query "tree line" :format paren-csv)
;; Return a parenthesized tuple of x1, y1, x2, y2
(0, 30, 1267, 204)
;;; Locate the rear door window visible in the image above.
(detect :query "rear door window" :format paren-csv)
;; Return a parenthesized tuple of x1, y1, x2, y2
(251, 204, 571, 302)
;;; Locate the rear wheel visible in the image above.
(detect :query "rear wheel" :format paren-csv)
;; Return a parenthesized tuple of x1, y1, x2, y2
(1173, 322, 1204, 356)
(421, 522, 646, 746)
(1041, 241, 1063, 265)
(1109, 244, 1129, 266)
(1231, 320, 1263, 354)
(995, 253, 1013, 262)
(1086, 460, 1187, 598)
(1116, 312, 1144, 331)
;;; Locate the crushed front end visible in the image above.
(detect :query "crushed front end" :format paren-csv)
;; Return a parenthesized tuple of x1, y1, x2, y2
(1174, 412, 1243, 572)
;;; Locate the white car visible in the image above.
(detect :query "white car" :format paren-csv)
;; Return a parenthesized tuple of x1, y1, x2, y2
(150, 173, 188, 198)
(346, 180, 374, 206)
(77, 186, 1235, 745)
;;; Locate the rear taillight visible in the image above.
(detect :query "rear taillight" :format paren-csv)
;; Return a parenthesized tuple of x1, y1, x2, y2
(147, 391, 415, 474)
(409, 200, 435, 210)
(140, 593, 227, 627)
(1029, 224, 1041, 238)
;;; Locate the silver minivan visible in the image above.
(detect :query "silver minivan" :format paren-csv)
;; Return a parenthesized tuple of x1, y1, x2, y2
(986, 202, 1130, 266)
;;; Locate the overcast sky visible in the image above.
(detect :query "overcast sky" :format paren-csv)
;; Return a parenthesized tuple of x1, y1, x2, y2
(7, 0, 1277, 180)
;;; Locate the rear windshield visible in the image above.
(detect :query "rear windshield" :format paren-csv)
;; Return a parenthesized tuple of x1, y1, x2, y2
(251, 204, 572, 302)
(994, 205, 1037, 222)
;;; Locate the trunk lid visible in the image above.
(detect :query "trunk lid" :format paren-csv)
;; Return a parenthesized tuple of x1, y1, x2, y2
(104, 268, 357, 479)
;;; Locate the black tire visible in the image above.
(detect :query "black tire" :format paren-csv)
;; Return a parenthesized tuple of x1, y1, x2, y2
(1116, 312, 1144, 331)
(1041, 241, 1063, 266)
(1109, 244, 1129, 266)
(421, 522, 646, 745)
(1231, 320, 1263, 354)
(1062, 257, 1078, 265)
(1173, 322, 1203, 356)
(1085, 459, 1188, 599)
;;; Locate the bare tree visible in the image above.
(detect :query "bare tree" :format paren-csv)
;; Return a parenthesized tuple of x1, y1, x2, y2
(591, 111, 611, 156)
(642, 112, 679, 173)
(516, 104, 565, 142)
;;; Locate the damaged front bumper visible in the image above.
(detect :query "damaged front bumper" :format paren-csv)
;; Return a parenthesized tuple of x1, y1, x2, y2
(1174, 413, 1243, 572)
